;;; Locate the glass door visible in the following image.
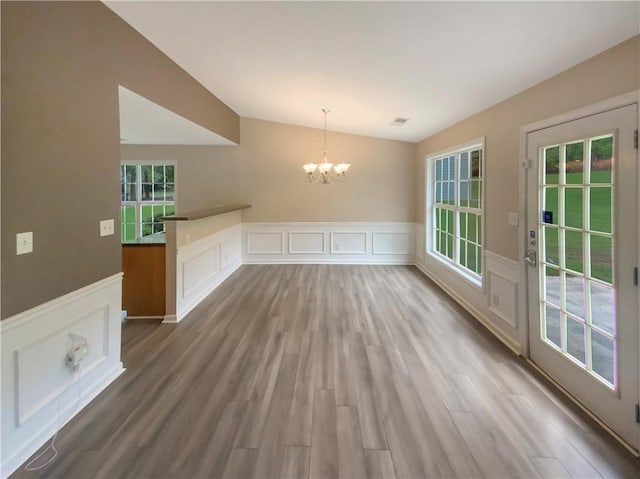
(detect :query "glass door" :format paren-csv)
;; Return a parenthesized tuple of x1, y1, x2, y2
(526, 104, 638, 450)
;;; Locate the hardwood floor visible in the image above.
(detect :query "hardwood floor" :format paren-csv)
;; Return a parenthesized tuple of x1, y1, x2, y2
(13, 265, 640, 478)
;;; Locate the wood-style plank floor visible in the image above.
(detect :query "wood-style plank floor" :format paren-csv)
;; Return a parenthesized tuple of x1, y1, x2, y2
(13, 265, 640, 478)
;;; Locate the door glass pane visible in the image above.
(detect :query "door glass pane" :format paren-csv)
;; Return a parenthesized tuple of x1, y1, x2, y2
(543, 226, 559, 266)
(590, 136, 613, 184)
(544, 266, 561, 307)
(589, 187, 612, 233)
(565, 141, 584, 184)
(564, 187, 583, 229)
(544, 304, 562, 349)
(590, 281, 614, 335)
(591, 330, 615, 384)
(565, 273, 585, 319)
(544, 146, 559, 185)
(564, 230, 583, 274)
(590, 234, 612, 284)
(567, 317, 586, 365)
(543, 187, 558, 225)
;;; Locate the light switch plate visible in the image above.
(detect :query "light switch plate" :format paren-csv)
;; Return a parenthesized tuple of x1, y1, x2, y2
(99, 219, 115, 237)
(17, 232, 33, 255)
(508, 212, 519, 226)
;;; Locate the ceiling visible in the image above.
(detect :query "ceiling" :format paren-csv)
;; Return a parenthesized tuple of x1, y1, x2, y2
(118, 86, 236, 145)
(106, 1, 639, 143)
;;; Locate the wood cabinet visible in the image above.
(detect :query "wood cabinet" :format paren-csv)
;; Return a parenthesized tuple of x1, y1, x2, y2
(122, 244, 165, 318)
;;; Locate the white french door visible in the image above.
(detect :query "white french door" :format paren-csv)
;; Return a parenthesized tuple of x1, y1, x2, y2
(526, 104, 639, 450)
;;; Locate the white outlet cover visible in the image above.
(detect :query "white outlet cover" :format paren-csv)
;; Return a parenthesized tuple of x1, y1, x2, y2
(100, 219, 115, 237)
(16, 231, 33, 255)
(507, 212, 519, 226)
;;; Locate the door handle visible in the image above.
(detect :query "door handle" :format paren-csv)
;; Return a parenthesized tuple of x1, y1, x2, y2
(524, 249, 537, 266)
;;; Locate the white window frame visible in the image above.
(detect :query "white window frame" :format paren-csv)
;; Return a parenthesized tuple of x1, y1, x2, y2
(121, 160, 177, 241)
(425, 138, 485, 287)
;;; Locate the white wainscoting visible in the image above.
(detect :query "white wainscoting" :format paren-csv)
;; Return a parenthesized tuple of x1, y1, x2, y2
(289, 232, 325, 254)
(1, 274, 125, 478)
(485, 251, 520, 329)
(330, 232, 367, 254)
(372, 232, 411, 255)
(243, 223, 415, 264)
(414, 227, 523, 353)
(171, 223, 242, 322)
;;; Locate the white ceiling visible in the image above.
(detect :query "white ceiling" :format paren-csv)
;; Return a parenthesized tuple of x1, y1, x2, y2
(106, 1, 639, 143)
(118, 85, 236, 145)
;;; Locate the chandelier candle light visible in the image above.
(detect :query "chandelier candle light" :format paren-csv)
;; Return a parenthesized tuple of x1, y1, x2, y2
(303, 109, 350, 184)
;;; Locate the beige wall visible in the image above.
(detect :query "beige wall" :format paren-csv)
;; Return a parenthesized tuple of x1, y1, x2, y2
(122, 117, 417, 223)
(1, 1, 239, 318)
(416, 35, 640, 261)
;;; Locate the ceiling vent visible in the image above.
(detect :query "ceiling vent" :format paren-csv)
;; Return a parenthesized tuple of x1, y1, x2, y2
(390, 117, 410, 126)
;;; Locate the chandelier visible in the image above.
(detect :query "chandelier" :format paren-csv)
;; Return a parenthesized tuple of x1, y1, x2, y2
(303, 109, 350, 184)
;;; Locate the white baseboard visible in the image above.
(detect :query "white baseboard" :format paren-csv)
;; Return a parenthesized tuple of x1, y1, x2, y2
(162, 314, 178, 324)
(1, 274, 124, 479)
(242, 258, 413, 265)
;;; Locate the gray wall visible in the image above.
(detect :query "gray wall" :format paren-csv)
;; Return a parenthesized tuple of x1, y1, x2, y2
(1, 1, 239, 318)
(416, 35, 640, 261)
(121, 117, 417, 223)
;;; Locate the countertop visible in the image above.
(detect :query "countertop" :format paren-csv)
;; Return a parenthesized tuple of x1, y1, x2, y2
(162, 204, 251, 221)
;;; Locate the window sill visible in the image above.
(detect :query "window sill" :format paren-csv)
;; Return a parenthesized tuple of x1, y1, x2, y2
(426, 250, 483, 290)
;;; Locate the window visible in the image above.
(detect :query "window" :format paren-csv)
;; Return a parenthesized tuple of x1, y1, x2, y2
(429, 143, 483, 281)
(121, 162, 176, 242)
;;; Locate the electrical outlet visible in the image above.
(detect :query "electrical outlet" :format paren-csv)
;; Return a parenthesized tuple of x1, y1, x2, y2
(16, 232, 33, 255)
(335, 242, 340, 251)
(66, 334, 89, 370)
(99, 219, 115, 237)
